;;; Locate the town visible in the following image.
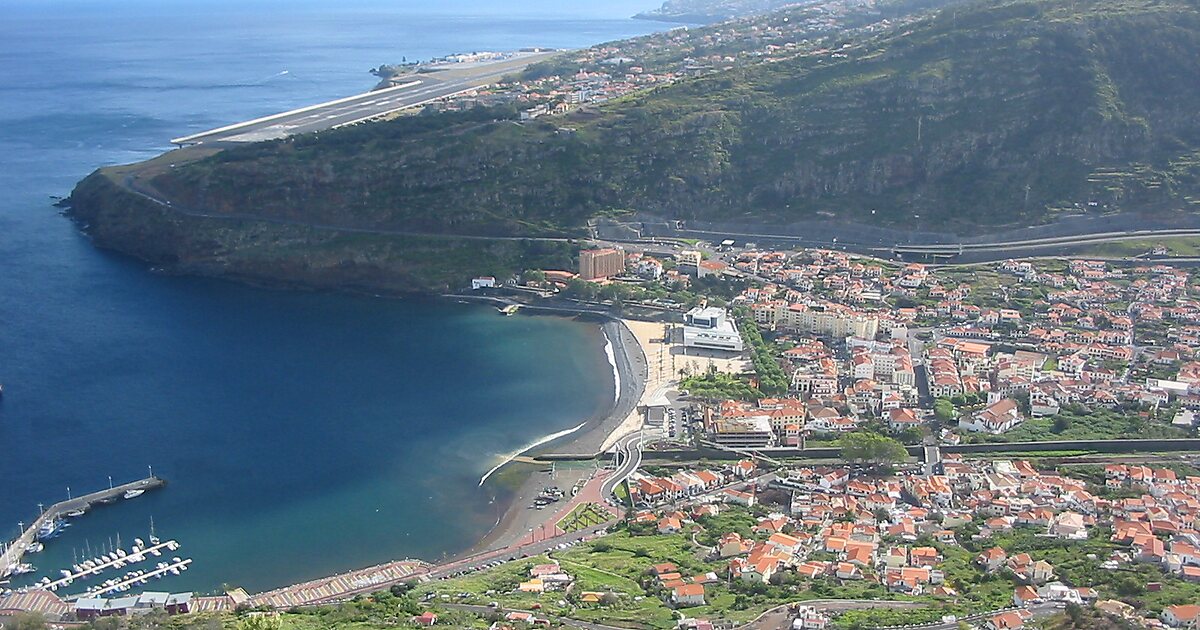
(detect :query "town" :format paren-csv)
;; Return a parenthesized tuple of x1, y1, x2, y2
(401, 0, 926, 122)
(452, 239, 1200, 629)
(8, 237, 1200, 629)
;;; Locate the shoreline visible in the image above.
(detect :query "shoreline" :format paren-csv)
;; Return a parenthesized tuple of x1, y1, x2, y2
(446, 294, 666, 558)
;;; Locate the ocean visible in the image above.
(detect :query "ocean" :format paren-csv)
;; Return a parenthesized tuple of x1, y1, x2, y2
(0, 0, 667, 593)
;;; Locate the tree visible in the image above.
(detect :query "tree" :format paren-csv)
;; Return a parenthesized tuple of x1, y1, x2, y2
(839, 432, 908, 470)
(934, 398, 956, 422)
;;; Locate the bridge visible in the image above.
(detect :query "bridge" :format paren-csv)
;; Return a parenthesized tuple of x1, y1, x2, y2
(170, 51, 556, 146)
(1, 476, 165, 579)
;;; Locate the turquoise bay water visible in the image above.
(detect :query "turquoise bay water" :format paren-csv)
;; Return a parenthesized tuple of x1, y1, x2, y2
(0, 0, 665, 593)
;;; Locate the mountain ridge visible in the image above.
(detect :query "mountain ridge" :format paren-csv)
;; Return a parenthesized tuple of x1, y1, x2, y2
(68, 0, 1200, 290)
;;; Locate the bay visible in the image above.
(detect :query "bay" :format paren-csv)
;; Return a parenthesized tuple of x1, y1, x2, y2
(0, 0, 666, 593)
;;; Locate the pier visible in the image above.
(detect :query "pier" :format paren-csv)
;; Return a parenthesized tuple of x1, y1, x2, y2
(68, 558, 193, 600)
(39, 539, 181, 593)
(0, 476, 165, 579)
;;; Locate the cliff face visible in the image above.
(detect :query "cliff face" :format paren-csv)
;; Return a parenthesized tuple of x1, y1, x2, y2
(69, 173, 577, 293)
(68, 0, 1200, 290)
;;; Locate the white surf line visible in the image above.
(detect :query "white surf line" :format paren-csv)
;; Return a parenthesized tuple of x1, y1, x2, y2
(602, 329, 621, 406)
(477, 421, 587, 487)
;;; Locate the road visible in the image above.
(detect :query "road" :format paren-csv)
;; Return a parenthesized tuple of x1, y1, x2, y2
(657, 224, 1200, 265)
(171, 52, 555, 145)
(600, 432, 644, 500)
(923, 444, 942, 477)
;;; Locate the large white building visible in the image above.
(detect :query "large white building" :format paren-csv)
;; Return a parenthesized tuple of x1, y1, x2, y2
(683, 307, 744, 352)
(752, 301, 879, 339)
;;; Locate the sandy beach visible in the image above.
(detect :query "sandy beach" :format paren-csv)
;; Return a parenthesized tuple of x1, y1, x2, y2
(464, 311, 668, 556)
(599, 318, 674, 451)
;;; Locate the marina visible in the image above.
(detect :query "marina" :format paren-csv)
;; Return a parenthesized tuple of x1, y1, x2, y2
(0, 476, 165, 581)
(68, 558, 193, 600)
(34, 538, 183, 594)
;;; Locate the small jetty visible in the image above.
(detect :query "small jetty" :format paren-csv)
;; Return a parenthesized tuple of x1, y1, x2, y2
(0, 476, 166, 580)
(68, 558, 193, 600)
(35, 539, 182, 593)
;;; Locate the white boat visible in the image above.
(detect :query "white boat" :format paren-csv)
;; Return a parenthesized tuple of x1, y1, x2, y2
(123, 489, 144, 500)
(133, 538, 144, 548)
(27, 543, 44, 554)
(65, 509, 86, 518)
(115, 549, 127, 558)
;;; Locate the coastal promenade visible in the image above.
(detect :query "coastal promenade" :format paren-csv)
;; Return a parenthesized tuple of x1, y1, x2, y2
(247, 559, 430, 608)
(0, 476, 164, 579)
(170, 52, 555, 145)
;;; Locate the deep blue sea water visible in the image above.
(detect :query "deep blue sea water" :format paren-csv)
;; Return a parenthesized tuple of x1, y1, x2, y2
(0, 0, 665, 593)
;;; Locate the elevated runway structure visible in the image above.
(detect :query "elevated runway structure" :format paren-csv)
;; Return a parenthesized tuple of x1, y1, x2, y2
(171, 51, 556, 146)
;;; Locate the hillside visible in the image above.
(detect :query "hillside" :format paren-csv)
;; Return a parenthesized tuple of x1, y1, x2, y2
(68, 0, 1200, 290)
(634, 0, 818, 23)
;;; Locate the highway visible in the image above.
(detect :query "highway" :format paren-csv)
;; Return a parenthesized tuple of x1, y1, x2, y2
(600, 432, 643, 500)
(657, 224, 1200, 264)
(170, 52, 555, 145)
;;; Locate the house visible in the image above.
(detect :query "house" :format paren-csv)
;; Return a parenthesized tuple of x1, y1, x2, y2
(792, 606, 829, 630)
(658, 516, 682, 534)
(529, 563, 561, 578)
(960, 398, 1023, 434)
(835, 562, 861, 580)
(672, 584, 706, 607)
(578, 592, 605, 604)
(976, 546, 1007, 571)
(887, 407, 922, 432)
(1049, 512, 1089, 540)
(1164, 605, 1200, 628)
(471, 276, 497, 290)
(413, 611, 438, 627)
(910, 547, 940, 567)
(718, 532, 754, 558)
(988, 610, 1033, 630)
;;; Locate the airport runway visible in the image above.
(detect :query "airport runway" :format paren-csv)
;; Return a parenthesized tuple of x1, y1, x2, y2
(171, 52, 555, 145)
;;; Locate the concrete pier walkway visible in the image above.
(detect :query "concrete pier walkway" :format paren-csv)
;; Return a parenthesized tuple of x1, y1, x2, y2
(1, 476, 165, 579)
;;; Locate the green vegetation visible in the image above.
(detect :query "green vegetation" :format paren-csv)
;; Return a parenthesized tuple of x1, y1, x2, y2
(972, 407, 1188, 442)
(839, 431, 909, 469)
(71, 0, 1200, 289)
(680, 368, 762, 401)
(738, 315, 788, 396)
